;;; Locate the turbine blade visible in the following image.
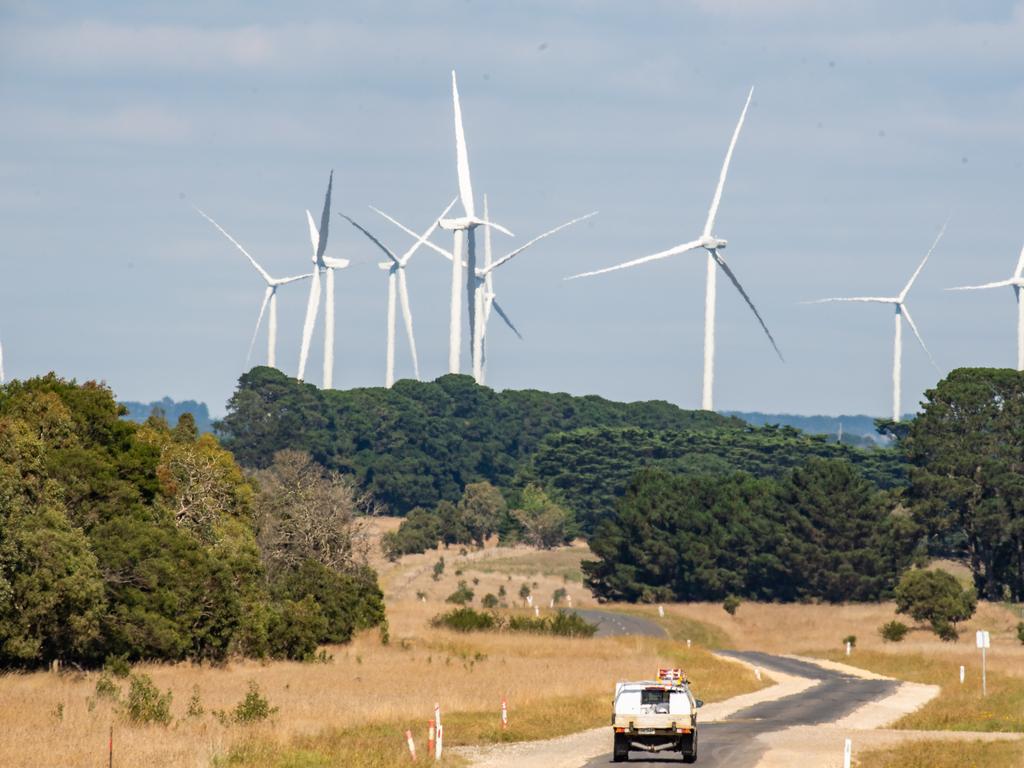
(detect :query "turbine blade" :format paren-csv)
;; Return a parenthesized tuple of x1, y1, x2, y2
(900, 303, 938, 370)
(247, 287, 273, 365)
(274, 272, 315, 286)
(451, 70, 475, 219)
(492, 299, 523, 340)
(703, 87, 754, 237)
(802, 296, 895, 304)
(1016, 244, 1024, 280)
(397, 269, 420, 380)
(316, 171, 333, 263)
(339, 213, 400, 264)
(483, 194, 493, 271)
(485, 212, 598, 275)
(482, 220, 514, 237)
(297, 268, 321, 379)
(306, 210, 320, 262)
(193, 205, 274, 285)
(371, 205, 456, 262)
(565, 238, 704, 280)
(398, 198, 458, 266)
(713, 251, 784, 362)
(900, 223, 945, 300)
(946, 279, 1016, 291)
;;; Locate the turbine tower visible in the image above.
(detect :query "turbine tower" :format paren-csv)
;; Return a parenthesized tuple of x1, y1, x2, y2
(437, 70, 511, 375)
(566, 88, 782, 411)
(193, 206, 312, 369)
(806, 225, 945, 422)
(0, 336, 5, 385)
(946, 243, 1024, 370)
(338, 198, 457, 387)
(297, 171, 350, 388)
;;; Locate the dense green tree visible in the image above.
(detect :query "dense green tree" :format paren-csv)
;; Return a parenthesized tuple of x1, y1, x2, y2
(894, 568, 977, 637)
(510, 485, 574, 549)
(901, 368, 1024, 600)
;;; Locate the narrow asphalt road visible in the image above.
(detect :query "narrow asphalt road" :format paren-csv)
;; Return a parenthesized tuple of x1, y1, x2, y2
(578, 612, 899, 768)
(573, 609, 667, 639)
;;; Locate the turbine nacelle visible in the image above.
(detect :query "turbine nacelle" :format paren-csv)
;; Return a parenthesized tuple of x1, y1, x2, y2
(700, 235, 727, 251)
(439, 215, 514, 236)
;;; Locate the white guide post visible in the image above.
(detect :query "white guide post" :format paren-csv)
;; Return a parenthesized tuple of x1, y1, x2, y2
(434, 703, 442, 760)
(959, 665, 965, 685)
(658, 605, 665, 618)
(701, 253, 718, 411)
(976, 630, 990, 697)
(843, 738, 852, 768)
(892, 307, 903, 422)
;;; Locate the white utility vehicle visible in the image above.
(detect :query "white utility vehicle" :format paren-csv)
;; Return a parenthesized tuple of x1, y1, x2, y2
(611, 668, 702, 762)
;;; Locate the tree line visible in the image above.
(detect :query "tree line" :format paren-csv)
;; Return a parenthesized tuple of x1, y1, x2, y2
(0, 375, 384, 668)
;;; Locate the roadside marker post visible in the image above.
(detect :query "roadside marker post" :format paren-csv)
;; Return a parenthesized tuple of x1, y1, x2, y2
(434, 703, 443, 761)
(526, 594, 533, 608)
(405, 729, 417, 761)
(501, 698, 509, 730)
(549, 599, 554, 608)
(976, 630, 990, 697)
(567, 595, 572, 607)
(427, 721, 435, 755)
(959, 665, 965, 684)
(845, 640, 851, 657)
(108, 725, 113, 768)
(534, 606, 540, 618)
(686, 639, 691, 649)
(843, 737, 852, 768)
(658, 605, 665, 618)
(754, 667, 762, 682)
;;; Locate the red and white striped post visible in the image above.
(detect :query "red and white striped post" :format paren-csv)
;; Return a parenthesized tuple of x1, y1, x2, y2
(501, 697, 509, 730)
(405, 729, 417, 761)
(427, 721, 435, 756)
(434, 703, 443, 760)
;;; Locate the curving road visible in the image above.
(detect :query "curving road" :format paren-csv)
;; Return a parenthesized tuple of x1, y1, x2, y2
(578, 612, 898, 768)
(574, 609, 667, 639)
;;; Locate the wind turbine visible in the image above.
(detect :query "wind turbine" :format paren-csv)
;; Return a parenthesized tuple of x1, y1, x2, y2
(297, 171, 350, 388)
(468, 195, 598, 383)
(437, 70, 512, 375)
(806, 225, 945, 422)
(946, 243, 1024, 370)
(338, 198, 457, 387)
(193, 206, 312, 369)
(0, 335, 5, 385)
(565, 88, 782, 411)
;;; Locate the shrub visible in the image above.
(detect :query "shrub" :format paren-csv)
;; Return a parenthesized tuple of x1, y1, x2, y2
(94, 672, 121, 701)
(552, 587, 568, 606)
(121, 674, 172, 726)
(879, 621, 909, 642)
(843, 635, 857, 648)
(431, 608, 498, 632)
(216, 681, 278, 725)
(545, 610, 598, 638)
(518, 583, 531, 603)
(498, 585, 507, 598)
(723, 595, 741, 616)
(186, 686, 205, 718)
(481, 593, 499, 609)
(1017, 622, 1024, 645)
(103, 655, 131, 678)
(432, 558, 445, 581)
(894, 569, 976, 638)
(446, 581, 474, 605)
(507, 615, 547, 633)
(266, 596, 328, 661)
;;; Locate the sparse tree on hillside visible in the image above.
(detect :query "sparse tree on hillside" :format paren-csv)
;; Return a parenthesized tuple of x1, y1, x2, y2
(512, 484, 573, 549)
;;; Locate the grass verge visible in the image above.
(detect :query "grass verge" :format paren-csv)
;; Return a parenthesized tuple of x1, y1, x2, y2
(855, 738, 1024, 768)
(822, 649, 1024, 732)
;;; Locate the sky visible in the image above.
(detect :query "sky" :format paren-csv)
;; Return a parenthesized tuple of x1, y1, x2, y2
(1, 1, 1023, 417)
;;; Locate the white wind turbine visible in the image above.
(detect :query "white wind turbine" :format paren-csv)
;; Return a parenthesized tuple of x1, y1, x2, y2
(947, 243, 1024, 370)
(437, 70, 512, 375)
(297, 171, 351, 388)
(0, 335, 5, 385)
(193, 206, 312, 369)
(566, 88, 782, 411)
(338, 198, 457, 387)
(806, 225, 945, 422)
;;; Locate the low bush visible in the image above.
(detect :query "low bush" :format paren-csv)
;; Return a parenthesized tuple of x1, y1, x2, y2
(216, 681, 278, 725)
(481, 593, 499, 609)
(121, 673, 172, 726)
(431, 608, 498, 633)
(94, 672, 121, 701)
(430, 608, 597, 637)
(879, 621, 909, 642)
(1017, 622, 1024, 645)
(544, 611, 598, 638)
(446, 581, 474, 605)
(843, 634, 857, 648)
(723, 595, 741, 616)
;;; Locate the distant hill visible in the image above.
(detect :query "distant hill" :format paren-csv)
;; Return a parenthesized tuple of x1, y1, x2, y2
(120, 397, 214, 433)
(722, 411, 898, 446)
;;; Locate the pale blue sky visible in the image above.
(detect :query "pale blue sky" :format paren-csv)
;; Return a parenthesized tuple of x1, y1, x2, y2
(1, 1, 1022, 416)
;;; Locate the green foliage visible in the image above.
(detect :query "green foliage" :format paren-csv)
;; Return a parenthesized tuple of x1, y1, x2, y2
(528, 425, 907, 534)
(541, 610, 599, 638)
(385, 482, 510, 556)
(552, 587, 567, 606)
(217, 681, 278, 725)
(843, 635, 857, 648)
(481, 593, 499, 609)
(894, 569, 977, 637)
(1016, 622, 1024, 645)
(103, 654, 131, 678)
(218, 368, 739, 516)
(121, 673, 172, 726)
(94, 672, 121, 701)
(509, 485, 574, 548)
(431, 607, 498, 632)
(879, 620, 910, 642)
(382, 507, 440, 559)
(186, 685, 205, 718)
(722, 596, 741, 616)
(584, 460, 914, 603)
(901, 368, 1024, 601)
(518, 583, 531, 602)
(432, 558, 445, 581)
(266, 596, 329, 661)
(446, 580, 475, 605)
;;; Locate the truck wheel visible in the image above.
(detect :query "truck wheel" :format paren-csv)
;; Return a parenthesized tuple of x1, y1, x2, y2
(612, 734, 629, 762)
(682, 732, 698, 763)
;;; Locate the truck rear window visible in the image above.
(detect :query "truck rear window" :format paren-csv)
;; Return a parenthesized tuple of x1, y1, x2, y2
(641, 689, 669, 706)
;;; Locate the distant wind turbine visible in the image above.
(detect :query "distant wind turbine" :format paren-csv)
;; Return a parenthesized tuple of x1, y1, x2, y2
(297, 171, 351, 388)
(566, 87, 782, 411)
(193, 206, 312, 369)
(437, 70, 512, 375)
(946, 243, 1024, 370)
(806, 225, 945, 422)
(338, 198, 457, 387)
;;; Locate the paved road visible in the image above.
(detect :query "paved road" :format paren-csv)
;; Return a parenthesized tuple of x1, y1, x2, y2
(574, 609, 667, 639)
(577, 615, 898, 768)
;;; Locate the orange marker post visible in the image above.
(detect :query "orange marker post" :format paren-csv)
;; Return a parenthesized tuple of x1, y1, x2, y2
(501, 698, 509, 730)
(405, 729, 417, 761)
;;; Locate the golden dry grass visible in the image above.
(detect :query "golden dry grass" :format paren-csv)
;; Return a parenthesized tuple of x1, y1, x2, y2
(855, 738, 1024, 768)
